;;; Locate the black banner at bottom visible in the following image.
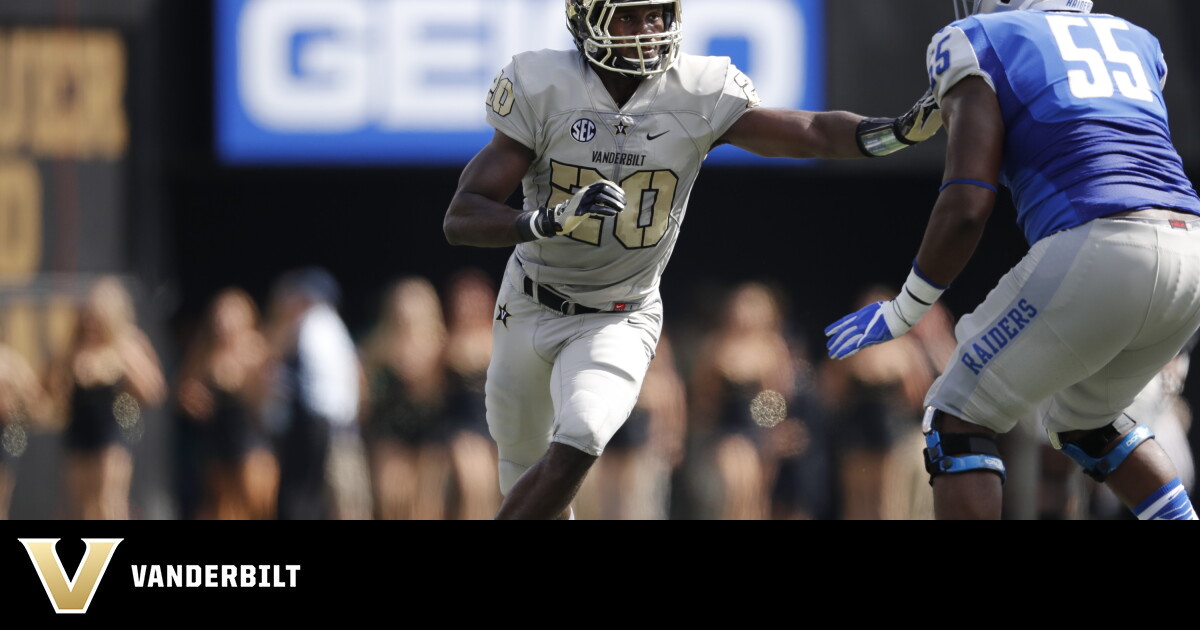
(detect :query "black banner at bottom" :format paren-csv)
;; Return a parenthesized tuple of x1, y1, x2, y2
(0, 520, 515, 621)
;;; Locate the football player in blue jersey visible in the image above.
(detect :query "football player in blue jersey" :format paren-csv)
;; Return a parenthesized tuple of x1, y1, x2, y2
(825, 0, 1200, 519)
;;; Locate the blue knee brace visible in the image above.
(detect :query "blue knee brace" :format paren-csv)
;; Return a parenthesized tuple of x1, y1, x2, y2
(1049, 416, 1155, 483)
(921, 408, 1007, 485)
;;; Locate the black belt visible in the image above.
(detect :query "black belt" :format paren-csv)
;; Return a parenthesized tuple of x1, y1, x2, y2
(523, 277, 602, 315)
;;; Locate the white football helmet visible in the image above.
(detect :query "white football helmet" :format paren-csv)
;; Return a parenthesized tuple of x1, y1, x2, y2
(953, 0, 1093, 19)
(566, 0, 683, 77)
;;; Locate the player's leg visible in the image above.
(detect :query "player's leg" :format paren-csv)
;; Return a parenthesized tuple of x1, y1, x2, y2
(1043, 326, 1200, 520)
(1036, 218, 1200, 519)
(494, 442, 597, 520)
(923, 223, 1147, 518)
(1050, 421, 1190, 519)
(485, 346, 554, 503)
(921, 411, 1004, 519)
(497, 302, 661, 520)
(484, 273, 557, 514)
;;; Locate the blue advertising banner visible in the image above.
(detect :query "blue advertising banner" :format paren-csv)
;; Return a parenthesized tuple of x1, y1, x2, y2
(216, 0, 825, 165)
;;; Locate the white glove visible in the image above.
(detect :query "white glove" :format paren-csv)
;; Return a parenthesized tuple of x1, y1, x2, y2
(856, 89, 943, 157)
(895, 89, 943, 144)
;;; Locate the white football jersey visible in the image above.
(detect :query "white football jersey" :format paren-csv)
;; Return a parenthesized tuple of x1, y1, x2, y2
(485, 49, 761, 309)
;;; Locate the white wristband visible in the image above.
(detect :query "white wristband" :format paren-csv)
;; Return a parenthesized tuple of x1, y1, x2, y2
(528, 210, 548, 239)
(883, 267, 946, 333)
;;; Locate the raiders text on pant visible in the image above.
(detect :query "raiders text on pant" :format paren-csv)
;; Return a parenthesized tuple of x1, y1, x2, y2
(131, 565, 301, 588)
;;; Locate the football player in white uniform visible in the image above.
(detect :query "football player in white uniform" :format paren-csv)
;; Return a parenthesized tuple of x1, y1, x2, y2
(445, 0, 940, 519)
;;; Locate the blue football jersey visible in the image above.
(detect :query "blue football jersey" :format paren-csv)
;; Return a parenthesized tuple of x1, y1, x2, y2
(926, 10, 1200, 245)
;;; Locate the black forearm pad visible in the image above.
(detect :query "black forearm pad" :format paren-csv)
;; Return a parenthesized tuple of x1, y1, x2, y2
(515, 209, 557, 241)
(856, 117, 913, 157)
(515, 211, 539, 242)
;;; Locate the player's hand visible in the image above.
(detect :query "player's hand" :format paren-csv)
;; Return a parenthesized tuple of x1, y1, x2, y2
(855, 89, 943, 157)
(541, 180, 625, 236)
(896, 88, 942, 144)
(825, 266, 947, 359)
(824, 300, 905, 359)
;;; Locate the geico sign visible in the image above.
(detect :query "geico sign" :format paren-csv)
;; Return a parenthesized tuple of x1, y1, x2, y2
(235, 0, 809, 132)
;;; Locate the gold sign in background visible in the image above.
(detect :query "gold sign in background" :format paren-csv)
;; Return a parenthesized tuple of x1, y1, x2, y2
(0, 28, 128, 374)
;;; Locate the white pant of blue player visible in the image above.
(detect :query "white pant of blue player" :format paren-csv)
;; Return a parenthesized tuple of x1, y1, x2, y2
(927, 214, 1200, 437)
(485, 261, 661, 496)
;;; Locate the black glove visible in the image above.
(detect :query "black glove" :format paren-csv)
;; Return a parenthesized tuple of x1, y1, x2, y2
(517, 180, 626, 240)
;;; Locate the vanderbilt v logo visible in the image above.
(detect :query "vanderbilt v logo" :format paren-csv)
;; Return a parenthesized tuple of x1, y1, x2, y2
(19, 538, 123, 614)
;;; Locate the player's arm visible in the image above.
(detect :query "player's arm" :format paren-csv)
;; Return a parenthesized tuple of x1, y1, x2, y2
(444, 130, 536, 248)
(716, 107, 866, 159)
(825, 77, 1001, 359)
(912, 76, 1004, 286)
(444, 130, 625, 248)
(716, 89, 941, 159)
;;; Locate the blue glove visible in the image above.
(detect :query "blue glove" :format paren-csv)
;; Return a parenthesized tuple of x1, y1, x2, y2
(825, 301, 897, 359)
(825, 266, 947, 359)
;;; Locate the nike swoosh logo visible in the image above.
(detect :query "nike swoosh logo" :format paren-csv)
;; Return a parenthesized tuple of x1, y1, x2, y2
(647, 131, 670, 141)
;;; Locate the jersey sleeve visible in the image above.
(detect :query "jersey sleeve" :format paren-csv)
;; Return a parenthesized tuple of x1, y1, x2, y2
(1155, 43, 1168, 90)
(484, 60, 537, 150)
(926, 22, 997, 106)
(709, 63, 762, 139)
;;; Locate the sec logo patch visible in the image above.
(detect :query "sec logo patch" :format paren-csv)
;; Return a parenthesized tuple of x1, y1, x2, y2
(571, 119, 597, 143)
